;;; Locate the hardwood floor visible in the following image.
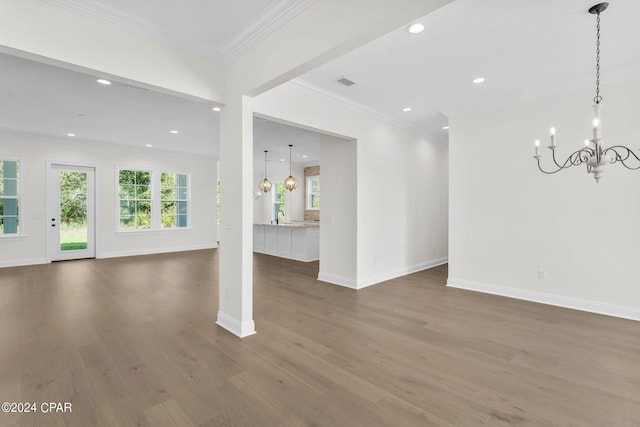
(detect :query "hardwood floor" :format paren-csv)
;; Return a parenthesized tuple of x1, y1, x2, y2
(0, 249, 639, 426)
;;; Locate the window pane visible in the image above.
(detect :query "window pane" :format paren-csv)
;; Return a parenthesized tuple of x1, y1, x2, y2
(136, 185, 151, 199)
(137, 214, 151, 229)
(0, 160, 18, 196)
(177, 214, 187, 228)
(119, 170, 136, 184)
(177, 201, 187, 215)
(177, 174, 187, 187)
(162, 215, 176, 228)
(177, 186, 187, 199)
(137, 201, 151, 214)
(119, 185, 134, 199)
(162, 185, 176, 200)
(136, 171, 151, 185)
(120, 215, 134, 229)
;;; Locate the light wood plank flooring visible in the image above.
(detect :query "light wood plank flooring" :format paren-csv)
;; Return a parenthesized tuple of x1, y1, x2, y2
(0, 249, 639, 426)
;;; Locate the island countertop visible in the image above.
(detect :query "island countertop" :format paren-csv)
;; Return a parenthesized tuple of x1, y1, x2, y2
(254, 222, 319, 228)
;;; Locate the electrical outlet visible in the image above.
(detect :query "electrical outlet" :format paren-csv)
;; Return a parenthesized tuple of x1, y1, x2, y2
(538, 270, 546, 280)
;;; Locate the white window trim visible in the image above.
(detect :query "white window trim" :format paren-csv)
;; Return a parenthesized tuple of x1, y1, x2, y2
(306, 175, 320, 211)
(0, 155, 26, 238)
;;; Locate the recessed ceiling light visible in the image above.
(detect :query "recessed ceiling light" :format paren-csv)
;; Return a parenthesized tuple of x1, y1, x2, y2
(212, 107, 221, 112)
(170, 130, 179, 134)
(402, 107, 412, 112)
(280, 158, 286, 162)
(472, 77, 486, 84)
(442, 126, 449, 130)
(302, 155, 308, 158)
(96, 79, 111, 85)
(67, 133, 76, 137)
(146, 144, 153, 147)
(406, 23, 425, 34)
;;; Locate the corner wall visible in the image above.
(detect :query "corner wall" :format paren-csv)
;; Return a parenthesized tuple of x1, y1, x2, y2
(0, 136, 218, 267)
(448, 76, 640, 320)
(254, 81, 449, 288)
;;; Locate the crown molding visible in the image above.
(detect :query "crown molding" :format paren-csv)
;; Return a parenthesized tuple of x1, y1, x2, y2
(221, 0, 317, 62)
(290, 79, 441, 141)
(43, 0, 316, 63)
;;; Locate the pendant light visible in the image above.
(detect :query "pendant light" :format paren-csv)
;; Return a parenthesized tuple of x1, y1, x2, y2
(284, 144, 298, 191)
(258, 150, 272, 193)
(533, 2, 640, 182)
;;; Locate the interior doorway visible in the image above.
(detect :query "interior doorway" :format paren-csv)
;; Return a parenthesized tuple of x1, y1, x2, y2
(47, 163, 96, 261)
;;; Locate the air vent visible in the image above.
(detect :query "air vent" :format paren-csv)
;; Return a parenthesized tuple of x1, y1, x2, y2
(336, 76, 356, 87)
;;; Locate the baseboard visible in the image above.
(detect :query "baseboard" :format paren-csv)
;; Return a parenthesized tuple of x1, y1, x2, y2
(356, 257, 449, 289)
(317, 272, 358, 289)
(0, 257, 50, 268)
(97, 243, 217, 259)
(216, 311, 256, 338)
(318, 257, 448, 290)
(447, 277, 640, 322)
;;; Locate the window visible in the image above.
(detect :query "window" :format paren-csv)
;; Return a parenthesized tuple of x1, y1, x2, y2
(273, 182, 285, 223)
(306, 175, 320, 210)
(118, 168, 190, 231)
(118, 170, 151, 229)
(161, 172, 188, 228)
(0, 159, 20, 235)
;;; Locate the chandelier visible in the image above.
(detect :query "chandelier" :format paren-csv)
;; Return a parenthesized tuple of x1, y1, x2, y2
(533, 2, 640, 183)
(258, 150, 272, 193)
(284, 144, 298, 191)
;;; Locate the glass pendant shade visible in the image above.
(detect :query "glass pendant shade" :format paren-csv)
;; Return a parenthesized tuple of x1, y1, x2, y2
(259, 150, 272, 193)
(259, 178, 272, 193)
(284, 175, 297, 191)
(284, 144, 297, 192)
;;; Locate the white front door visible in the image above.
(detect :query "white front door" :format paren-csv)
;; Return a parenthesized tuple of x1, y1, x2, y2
(47, 163, 96, 261)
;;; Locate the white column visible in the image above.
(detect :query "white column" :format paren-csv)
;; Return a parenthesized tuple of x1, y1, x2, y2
(216, 95, 256, 337)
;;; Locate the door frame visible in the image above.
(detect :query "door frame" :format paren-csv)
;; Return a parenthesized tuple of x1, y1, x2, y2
(46, 161, 97, 261)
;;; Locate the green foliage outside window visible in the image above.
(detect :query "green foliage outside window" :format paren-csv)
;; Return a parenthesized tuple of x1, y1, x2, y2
(59, 171, 87, 227)
(161, 173, 188, 228)
(274, 182, 285, 223)
(119, 170, 151, 229)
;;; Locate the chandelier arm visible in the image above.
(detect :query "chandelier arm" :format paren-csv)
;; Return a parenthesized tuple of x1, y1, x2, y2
(603, 146, 640, 170)
(536, 148, 593, 174)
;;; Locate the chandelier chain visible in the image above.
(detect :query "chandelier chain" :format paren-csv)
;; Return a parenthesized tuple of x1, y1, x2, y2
(594, 12, 602, 104)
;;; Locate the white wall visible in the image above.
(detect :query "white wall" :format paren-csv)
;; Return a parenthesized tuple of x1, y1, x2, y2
(254, 81, 449, 288)
(448, 76, 640, 320)
(319, 135, 357, 285)
(0, 136, 218, 267)
(253, 161, 304, 224)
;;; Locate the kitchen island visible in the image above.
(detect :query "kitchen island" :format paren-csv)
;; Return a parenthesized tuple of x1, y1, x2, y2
(253, 222, 319, 262)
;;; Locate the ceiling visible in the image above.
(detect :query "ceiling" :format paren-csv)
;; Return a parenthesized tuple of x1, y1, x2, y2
(2, 0, 640, 160)
(300, 0, 640, 142)
(42, 0, 316, 63)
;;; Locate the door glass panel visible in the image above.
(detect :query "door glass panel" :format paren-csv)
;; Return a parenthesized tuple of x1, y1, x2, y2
(59, 171, 88, 251)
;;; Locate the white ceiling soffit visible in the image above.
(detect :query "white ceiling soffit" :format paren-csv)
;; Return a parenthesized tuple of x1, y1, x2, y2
(42, 0, 317, 63)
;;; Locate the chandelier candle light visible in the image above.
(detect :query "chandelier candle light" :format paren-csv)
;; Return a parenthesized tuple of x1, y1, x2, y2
(533, 2, 640, 183)
(258, 150, 272, 193)
(284, 144, 298, 191)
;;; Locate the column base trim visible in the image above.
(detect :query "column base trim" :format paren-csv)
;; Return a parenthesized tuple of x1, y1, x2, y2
(216, 311, 256, 338)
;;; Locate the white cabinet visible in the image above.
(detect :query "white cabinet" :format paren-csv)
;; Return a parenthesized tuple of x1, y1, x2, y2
(253, 224, 319, 262)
